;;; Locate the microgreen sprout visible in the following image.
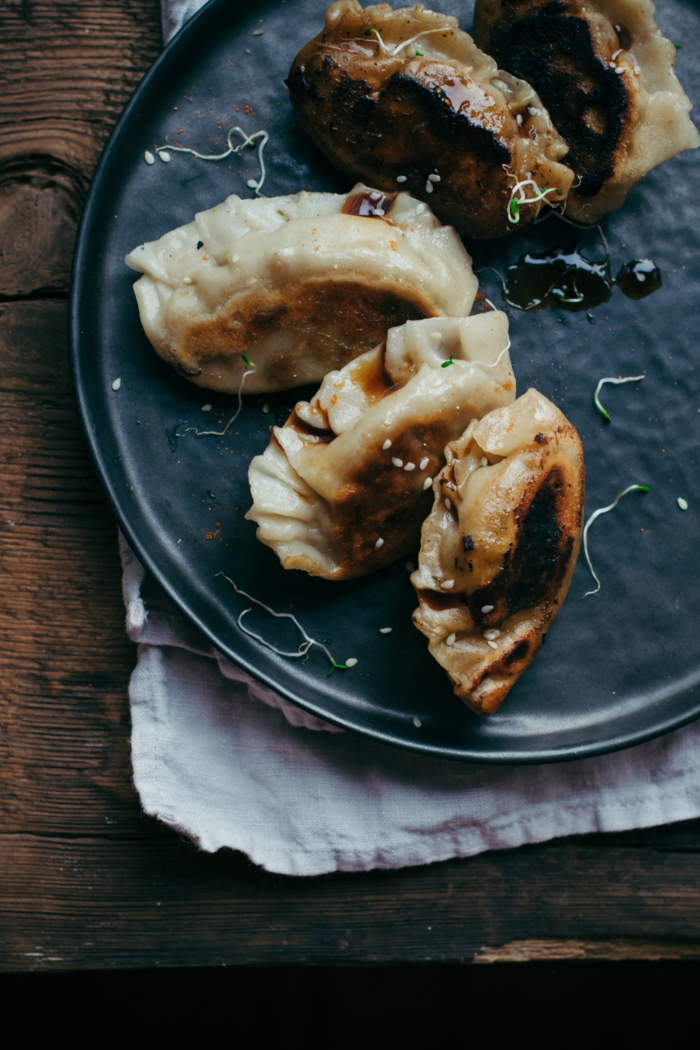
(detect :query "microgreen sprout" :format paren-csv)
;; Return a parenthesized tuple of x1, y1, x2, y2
(594, 374, 645, 424)
(441, 355, 455, 368)
(217, 573, 348, 674)
(582, 484, 649, 596)
(366, 26, 442, 57)
(177, 357, 257, 439)
(506, 177, 563, 224)
(153, 126, 269, 196)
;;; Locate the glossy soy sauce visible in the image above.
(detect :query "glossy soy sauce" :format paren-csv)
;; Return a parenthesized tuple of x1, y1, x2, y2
(503, 243, 661, 312)
(341, 190, 396, 217)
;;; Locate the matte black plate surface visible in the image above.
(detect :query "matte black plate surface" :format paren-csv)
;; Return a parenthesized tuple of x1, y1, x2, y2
(70, 0, 700, 762)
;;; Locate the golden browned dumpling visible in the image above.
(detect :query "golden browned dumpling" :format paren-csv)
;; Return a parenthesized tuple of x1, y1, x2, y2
(411, 390, 585, 716)
(474, 0, 700, 222)
(286, 1, 574, 238)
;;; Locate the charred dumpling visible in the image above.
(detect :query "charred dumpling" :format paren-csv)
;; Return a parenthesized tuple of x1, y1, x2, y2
(286, 1, 574, 238)
(474, 0, 700, 223)
(246, 312, 516, 580)
(125, 183, 477, 394)
(411, 389, 585, 715)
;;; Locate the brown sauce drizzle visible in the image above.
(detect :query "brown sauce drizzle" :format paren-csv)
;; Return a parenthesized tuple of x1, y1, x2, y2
(417, 588, 465, 612)
(287, 410, 336, 443)
(341, 190, 396, 218)
(349, 349, 394, 402)
(502, 242, 660, 312)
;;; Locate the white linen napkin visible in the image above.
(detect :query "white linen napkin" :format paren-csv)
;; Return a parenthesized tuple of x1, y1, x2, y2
(116, 0, 700, 876)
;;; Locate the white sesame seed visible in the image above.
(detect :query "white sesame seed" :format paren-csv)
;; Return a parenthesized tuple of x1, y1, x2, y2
(516, 114, 522, 126)
(481, 604, 494, 613)
(382, 439, 392, 450)
(144, 150, 155, 165)
(396, 175, 407, 183)
(446, 632, 456, 646)
(615, 66, 625, 74)
(484, 629, 501, 640)
(423, 477, 433, 490)
(253, 28, 264, 35)
(611, 49, 622, 60)
(487, 640, 498, 650)
(111, 378, 121, 391)
(430, 331, 442, 340)
(480, 457, 488, 467)
(405, 561, 416, 572)
(375, 537, 384, 549)
(419, 457, 429, 470)
(159, 150, 171, 163)
(633, 64, 641, 75)
(201, 404, 212, 412)
(415, 203, 426, 214)
(428, 173, 441, 183)
(441, 579, 454, 590)
(391, 457, 404, 468)
(262, 403, 269, 414)
(183, 276, 192, 284)
(379, 627, 393, 634)
(678, 498, 689, 510)
(445, 498, 452, 510)
(247, 178, 258, 189)
(413, 717, 422, 727)
(636, 272, 646, 282)
(346, 657, 358, 667)
(231, 253, 239, 263)
(609, 61, 616, 68)
(425, 181, 434, 193)
(404, 462, 415, 471)
(371, 208, 384, 216)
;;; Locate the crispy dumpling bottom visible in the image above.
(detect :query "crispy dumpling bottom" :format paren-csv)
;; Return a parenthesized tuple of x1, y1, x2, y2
(246, 313, 516, 580)
(411, 388, 585, 715)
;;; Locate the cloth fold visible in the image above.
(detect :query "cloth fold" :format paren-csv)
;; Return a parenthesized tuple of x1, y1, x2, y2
(117, 0, 700, 876)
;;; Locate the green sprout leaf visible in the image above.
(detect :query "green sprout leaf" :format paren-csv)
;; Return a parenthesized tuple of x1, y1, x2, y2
(441, 355, 455, 368)
(594, 374, 645, 425)
(509, 197, 520, 223)
(242, 353, 256, 370)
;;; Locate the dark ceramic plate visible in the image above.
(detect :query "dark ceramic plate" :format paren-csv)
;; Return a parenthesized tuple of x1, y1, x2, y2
(70, 0, 700, 762)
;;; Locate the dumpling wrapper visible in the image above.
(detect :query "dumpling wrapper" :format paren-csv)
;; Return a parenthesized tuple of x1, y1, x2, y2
(124, 184, 477, 394)
(286, 1, 574, 239)
(474, 0, 700, 223)
(246, 312, 516, 580)
(411, 389, 585, 716)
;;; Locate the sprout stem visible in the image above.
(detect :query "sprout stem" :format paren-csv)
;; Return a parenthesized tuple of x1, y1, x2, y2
(582, 485, 649, 597)
(155, 126, 269, 196)
(177, 361, 256, 438)
(594, 374, 645, 424)
(217, 573, 348, 674)
(367, 27, 442, 57)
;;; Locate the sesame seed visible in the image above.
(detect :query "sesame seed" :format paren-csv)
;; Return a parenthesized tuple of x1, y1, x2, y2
(609, 61, 616, 68)
(159, 150, 171, 163)
(484, 629, 501, 640)
(379, 627, 393, 634)
(231, 253, 239, 263)
(678, 497, 689, 510)
(262, 404, 269, 414)
(633, 64, 641, 75)
(428, 173, 441, 182)
(480, 457, 488, 467)
(371, 208, 384, 216)
(413, 717, 422, 727)
(396, 175, 407, 182)
(516, 114, 522, 126)
(144, 150, 155, 165)
(441, 579, 454, 590)
(445, 498, 452, 510)
(346, 657, 358, 667)
(375, 537, 385, 549)
(391, 457, 404, 467)
(487, 640, 498, 650)
(247, 179, 258, 189)
(382, 439, 392, 450)
(423, 477, 433, 490)
(253, 28, 264, 35)
(404, 462, 415, 471)
(481, 604, 494, 613)
(611, 48, 622, 59)
(615, 66, 625, 73)
(111, 378, 121, 391)
(183, 276, 193, 284)
(430, 331, 442, 340)
(415, 204, 426, 214)
(202, 404, 212, 412)
(425, 181, 434, 193)
(446, 632, 456, 646)
(419, 457, 429, 469)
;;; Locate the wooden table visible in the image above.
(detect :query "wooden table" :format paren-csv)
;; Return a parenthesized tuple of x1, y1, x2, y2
(3, 0, 700, 972)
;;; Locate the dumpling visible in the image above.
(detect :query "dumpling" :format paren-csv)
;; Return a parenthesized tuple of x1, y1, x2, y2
(474, 0, 700, 223)
(245, 312, 516, 579)
(286, 1, 574, 239)
(411, 389, 585, 715)
(124, 184, 477, 394)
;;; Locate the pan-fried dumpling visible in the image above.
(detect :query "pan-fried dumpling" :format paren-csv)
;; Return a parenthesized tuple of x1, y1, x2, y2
(246, 312, 516, 579)
(286, 1, 574, 239)
(411, 389, 584, 715)
(124, 184, 477, 394)
(474, 0, 700, 223)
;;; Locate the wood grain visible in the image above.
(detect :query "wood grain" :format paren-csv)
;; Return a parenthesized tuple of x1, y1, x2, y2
(3, 0, 700, 972)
